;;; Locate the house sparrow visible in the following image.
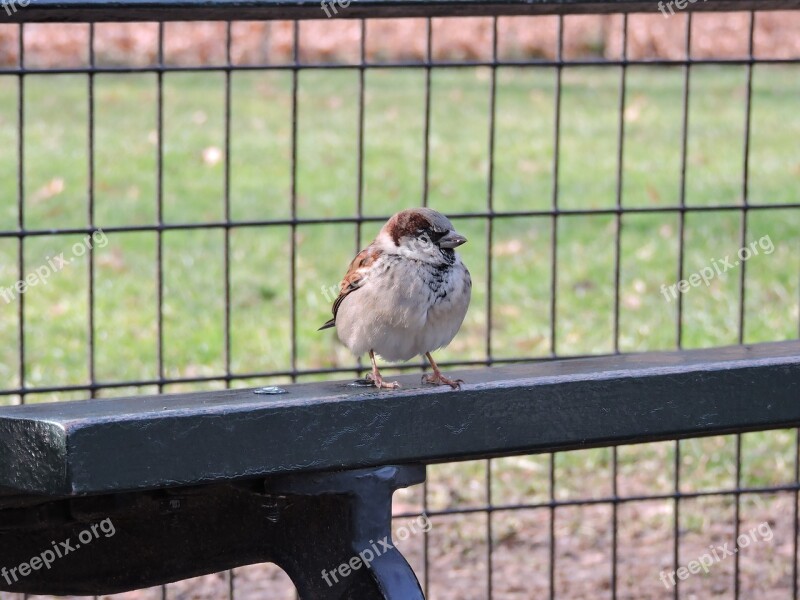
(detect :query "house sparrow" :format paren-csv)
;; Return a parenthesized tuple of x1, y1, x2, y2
(320, 208, 471, 389)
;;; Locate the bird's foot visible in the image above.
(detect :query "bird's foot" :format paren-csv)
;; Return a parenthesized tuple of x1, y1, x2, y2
(422, 372, 464, 390)
(366, 372, 401, 390)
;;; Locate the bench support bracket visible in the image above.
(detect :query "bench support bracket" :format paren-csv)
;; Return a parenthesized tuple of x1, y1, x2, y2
(0, 464, 427, 599)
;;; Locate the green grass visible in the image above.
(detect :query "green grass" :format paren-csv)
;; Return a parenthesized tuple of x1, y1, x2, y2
(0, 65, 798, 493)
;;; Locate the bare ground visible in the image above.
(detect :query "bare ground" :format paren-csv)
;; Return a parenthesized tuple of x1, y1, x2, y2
(5, 468, 797, 600)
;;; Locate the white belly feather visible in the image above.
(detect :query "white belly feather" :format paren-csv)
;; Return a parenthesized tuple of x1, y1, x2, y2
(335, 256, 471, 362)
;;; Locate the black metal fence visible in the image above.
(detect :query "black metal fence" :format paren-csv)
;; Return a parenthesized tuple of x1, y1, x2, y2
(1, 2, 799, 598)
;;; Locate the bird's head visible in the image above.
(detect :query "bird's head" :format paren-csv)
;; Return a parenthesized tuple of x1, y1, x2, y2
(378, 208, 467, 264)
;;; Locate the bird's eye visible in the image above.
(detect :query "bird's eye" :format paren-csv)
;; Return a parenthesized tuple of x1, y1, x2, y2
(428, 229, 448, 243)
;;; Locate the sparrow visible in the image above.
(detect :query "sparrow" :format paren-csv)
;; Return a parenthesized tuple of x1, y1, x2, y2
(320, 208, 471, 390)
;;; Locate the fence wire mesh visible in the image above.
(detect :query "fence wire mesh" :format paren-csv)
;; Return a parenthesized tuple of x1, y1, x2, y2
(0, 9, 798, 600)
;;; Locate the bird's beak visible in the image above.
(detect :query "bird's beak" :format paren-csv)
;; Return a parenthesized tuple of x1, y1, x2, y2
(438, 231, 467, 249)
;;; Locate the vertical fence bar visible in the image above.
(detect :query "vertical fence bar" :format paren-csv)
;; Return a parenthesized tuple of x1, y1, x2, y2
(156, 23, 165, 392)
(733, 14, 756, 600)
(738, 10, 755, 345)
(486, 15, 497, 365)
(549, 19, 564, 595)
(421, 17, 432, 208)
(16, 24, 25, 409)
(88, 30, 98, 600)
(674, 21, 691, 594)
(15, 28, 27, 598)
(794, 428, 799, 600)
(485, 17, 499, 599)
(421, 18, 433, 599)
(223, 20, 235, 600)
(87, 23, 96, 405)
(611, 446, 619, 599)
(549, 15, 563, 360)
(549, 452, 556, 600)
(796, 184, 800, 586)
(676, 13, 692, 351)
(611, 14, 628, 600)
(156, 22, 165, 393)
(733, 430, 742, 598)
(672, 439, 681, 600)
(289, 21, 299, 382)
(356, 19, 366, 255)
(223, 21, 233, 389)
(610, 18, 628, 597)
(422, 473, 430, 598)
(486, 457, 494, 599)
(354, 20, 367, 378)
(612, 14, 627, 356)
(156, 22, 167, 600)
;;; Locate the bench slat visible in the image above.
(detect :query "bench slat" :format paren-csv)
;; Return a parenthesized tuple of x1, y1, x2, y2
(1, 340, 798, 496)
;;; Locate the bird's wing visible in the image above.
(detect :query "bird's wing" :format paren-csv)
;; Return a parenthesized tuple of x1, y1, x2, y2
(318, 246, 382, 331)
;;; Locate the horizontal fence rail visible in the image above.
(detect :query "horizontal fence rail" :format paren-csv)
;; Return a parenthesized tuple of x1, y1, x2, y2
(9, 0, 800, 21)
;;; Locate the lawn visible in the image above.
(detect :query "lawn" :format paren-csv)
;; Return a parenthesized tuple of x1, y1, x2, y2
(0, 63, 798, 598)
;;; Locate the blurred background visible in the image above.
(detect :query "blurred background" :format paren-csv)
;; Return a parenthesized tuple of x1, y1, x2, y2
(2, 14, 800, 66)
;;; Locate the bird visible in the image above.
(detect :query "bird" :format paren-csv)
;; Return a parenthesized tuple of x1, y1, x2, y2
(319, 208, 471, 390)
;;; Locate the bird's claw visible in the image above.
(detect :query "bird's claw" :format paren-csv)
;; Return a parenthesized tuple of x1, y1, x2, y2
(422, 373, 464, 390)
(366, 373, 400, 390)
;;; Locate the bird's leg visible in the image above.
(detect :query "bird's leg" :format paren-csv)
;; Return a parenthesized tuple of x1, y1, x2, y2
(366, 350, 400, 389)
(422, 352, 463, 390)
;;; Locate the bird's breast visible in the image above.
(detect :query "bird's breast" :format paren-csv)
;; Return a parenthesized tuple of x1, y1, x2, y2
(334, 255, 471, 362)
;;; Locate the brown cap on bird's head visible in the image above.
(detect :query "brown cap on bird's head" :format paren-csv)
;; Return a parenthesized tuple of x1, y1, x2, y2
(383, 208, 467, 249)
